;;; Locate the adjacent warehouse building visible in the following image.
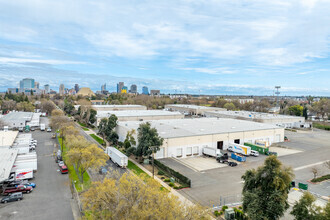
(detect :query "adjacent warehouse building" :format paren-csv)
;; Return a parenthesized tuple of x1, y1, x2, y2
(205, 110, 309, 128)
(1, 112, 40, 128)
(116, 118, 284, 159)
(92, 104, 147, 111)
(96, 110, 184, 126)
(165, 104, 226, 116)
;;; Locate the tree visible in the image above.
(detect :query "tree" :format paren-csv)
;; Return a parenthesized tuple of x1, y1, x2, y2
(241, 155, 294, 220)
(50, 109, 72, 153)
(89, 109, 97, 125)
(66, 137, 107, 186)
(303, 106, 308, 119)
(136, 122, 163, 177)
(224, 102, 236, 111)
(291, 192, 323, 220)
(40, 100, 56, 115)
(123, 129, 136, 156)
(105, 114, 119, 145)
(16, 101, 35, 112)
(311, 167, 319, 180)
(288, 105, 303, 116)
(82, 172, 209, 220)
(97, 118, 109, 143)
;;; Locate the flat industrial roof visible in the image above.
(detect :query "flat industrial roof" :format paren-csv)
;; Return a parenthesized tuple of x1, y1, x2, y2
(205, 110, 304, 120)
(0, 148, 18, 182)
(93, 105, 146, 108)
(166, 104, 223, 110)
(2, 112, 33, 122)
(117, 118, 281, 139)
(0, 131, 19, 147)
(97, 110, 183, 118)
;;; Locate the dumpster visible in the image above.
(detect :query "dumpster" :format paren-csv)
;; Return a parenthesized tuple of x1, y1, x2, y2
(244, 142, 269, 155)
(231, 153, 246, 162)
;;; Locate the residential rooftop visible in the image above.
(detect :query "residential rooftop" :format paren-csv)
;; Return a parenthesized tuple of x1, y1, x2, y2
(117, 118, 281, 139)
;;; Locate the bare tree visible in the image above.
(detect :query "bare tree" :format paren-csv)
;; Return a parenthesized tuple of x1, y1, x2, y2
(40, 100, 56, 115)
(311, 167, 319, 180)
(324, 161, 330, 170)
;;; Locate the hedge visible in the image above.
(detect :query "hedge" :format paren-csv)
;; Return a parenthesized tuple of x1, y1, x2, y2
(154, 159, 191, 187)
(313, 123, 330, 131)
(311, 174, 330, 183)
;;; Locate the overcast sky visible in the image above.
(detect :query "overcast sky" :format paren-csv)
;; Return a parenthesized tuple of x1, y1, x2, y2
(0, 0, 329, 96)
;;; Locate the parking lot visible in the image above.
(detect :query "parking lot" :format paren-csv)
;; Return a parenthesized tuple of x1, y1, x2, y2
(0, 118, 74, 220)
(160, 129, 330, 207)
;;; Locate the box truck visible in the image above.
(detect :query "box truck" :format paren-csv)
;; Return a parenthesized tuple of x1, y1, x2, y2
(202, 147, 222, 157)
(228, 143, 251, 156)
(8, 169, 34, 181)
(40, 124, 45, 131)
(105, 147, 128, 168)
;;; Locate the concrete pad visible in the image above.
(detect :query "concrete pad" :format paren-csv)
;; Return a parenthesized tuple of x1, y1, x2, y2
(270, 146, 302, 157)
(175, 156, 228, 172)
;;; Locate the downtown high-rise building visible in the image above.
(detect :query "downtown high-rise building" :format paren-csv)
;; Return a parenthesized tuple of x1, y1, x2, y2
(142, 86, 149, 95)
(44, 84, 50, 93)
(74, 84, 79, 93)
(101, 83, 106, 92)
(19, 78, 35, 91)
(130, 84, 137, 93)
(34, 82, 39, 89)
(59, 84, 65, 95)
(117, 82, 124, 93)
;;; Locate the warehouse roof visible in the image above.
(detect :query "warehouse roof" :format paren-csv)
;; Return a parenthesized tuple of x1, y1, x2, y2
(93, 104, 146, 108)
(117, 118, 281, 139)
(97, 110, 182, 118)
(0, 148, 18, 182)
(166, 104, 224, 110)
(205, 110, 304, 120)
(1, 112, 34, 127)
(0, 131, 19, 147)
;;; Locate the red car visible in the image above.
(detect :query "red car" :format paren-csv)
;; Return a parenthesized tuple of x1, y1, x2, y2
(60, 165, 68, 174)
(2, 185, 33, 195)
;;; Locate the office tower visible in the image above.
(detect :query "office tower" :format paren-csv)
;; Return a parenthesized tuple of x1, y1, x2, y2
(19, 78, 35, 91)
(34, 82, 39, 89)
(130, 84, 137, 93)
(59, 84, 65, 95)
(142, 86, 149, 95)
(101, 83, 106, 92)
(121, 86, 128, 93)
(44, 84, 50, 93)
(74, 84, 79, 93)
(117, 82, 124, 93)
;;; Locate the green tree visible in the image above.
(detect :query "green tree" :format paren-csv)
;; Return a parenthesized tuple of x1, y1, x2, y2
(290, 192, 322, 220)
(289, 105, 303, 116)
(89, 109, 97, 125)
(303, 106, 308, 119)
(136, 122, 163, 177)
(97, 118, 109, 143)
(104, 114, 119, 145)
(123, 129, 136, 156)
(242, 156, 294, 220)
(224, 102, 236, 111)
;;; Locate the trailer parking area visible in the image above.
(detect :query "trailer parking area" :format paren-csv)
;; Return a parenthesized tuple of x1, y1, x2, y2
(0, 120, 74, 220)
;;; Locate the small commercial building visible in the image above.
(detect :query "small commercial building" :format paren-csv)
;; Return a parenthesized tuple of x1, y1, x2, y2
(165, 104, 226, 116)
(205, 110, 310, 128)
(116, 118, 284, 159)
(1, 112, 40, 128)
(92, 104, 147, 111)
(96, 110, 184, 126)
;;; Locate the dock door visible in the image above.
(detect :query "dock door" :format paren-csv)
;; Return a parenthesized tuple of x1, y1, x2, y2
(217, 141, 224, 150)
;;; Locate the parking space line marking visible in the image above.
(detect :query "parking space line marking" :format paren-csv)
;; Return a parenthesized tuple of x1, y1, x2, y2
(293, 161, 328, 171)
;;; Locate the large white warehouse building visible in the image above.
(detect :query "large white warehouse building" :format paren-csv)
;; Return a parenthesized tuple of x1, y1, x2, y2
(96, 110, 184, 126)
(205, 110, 309, 128)
(165, 104, 226, 116)
(116, 118, 284, 159)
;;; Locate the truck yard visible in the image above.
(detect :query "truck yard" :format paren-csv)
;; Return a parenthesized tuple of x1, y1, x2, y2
(159, 128, 330, 207)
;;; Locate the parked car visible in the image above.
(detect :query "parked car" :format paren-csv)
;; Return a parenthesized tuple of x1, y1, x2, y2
(228, 162, 238, 167)
(5, 180, 36, 188)
(30, 127, 35, 131)
(17, 182, 36, 188)
(47, 127, 52, 132)
(250, 150, 259, 157)
(58, 161, 65, 167)
(2, 185, 33, 195)
(52, 133, 56, 139)
(60, 165, 68, 174)
(1, 192, 23, 203)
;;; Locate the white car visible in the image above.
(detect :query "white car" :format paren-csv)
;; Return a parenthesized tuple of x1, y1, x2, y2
(250, 150, 259, 157)
(58, 161, 65, 167)
(47, 128, 52, 132)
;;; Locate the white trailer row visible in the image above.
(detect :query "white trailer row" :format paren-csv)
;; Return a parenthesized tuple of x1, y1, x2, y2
(105, 147, 128, 168)
(202, 147, 222, 157)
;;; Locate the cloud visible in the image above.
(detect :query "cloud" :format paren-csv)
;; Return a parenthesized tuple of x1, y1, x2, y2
(0, 57, 85, 65)
(180, 67, 236, 75)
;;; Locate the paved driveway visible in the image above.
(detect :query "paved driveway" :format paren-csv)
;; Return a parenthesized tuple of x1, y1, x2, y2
(0, 128, 74, 220)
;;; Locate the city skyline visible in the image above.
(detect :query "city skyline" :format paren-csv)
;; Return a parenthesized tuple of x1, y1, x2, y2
(0, 1, 330, 96)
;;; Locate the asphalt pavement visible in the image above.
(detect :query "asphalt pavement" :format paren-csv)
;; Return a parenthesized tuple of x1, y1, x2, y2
(0, 118, 74, 220)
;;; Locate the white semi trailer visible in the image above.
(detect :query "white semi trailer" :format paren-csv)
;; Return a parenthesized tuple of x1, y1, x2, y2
(202, 147, 222, 157)
(228, 143, 251, 156)
(105, 147, 128, 168)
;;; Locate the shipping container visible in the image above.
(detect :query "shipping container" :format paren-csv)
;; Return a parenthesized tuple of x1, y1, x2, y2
(244, 142, 269, 155)
(105, 147, 128, 168)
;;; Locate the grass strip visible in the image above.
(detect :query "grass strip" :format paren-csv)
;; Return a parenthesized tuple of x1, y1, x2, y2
(90, 134, 104, 145)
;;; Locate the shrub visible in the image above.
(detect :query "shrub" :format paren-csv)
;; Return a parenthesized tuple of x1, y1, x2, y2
(157, 170, 165, 175)
(222, 206, 228, 212)
(214, 211, 220, 217)
(239, 206, 242, 210)
(154, 159, 191, 187)
(311, 174, 330, 183)
(168, 182, 174, 187)
(219, 211, 223, 215)
(164, 179, 170, 182)
(161, 177, 165, 180)
(174, 186, 179, 189)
